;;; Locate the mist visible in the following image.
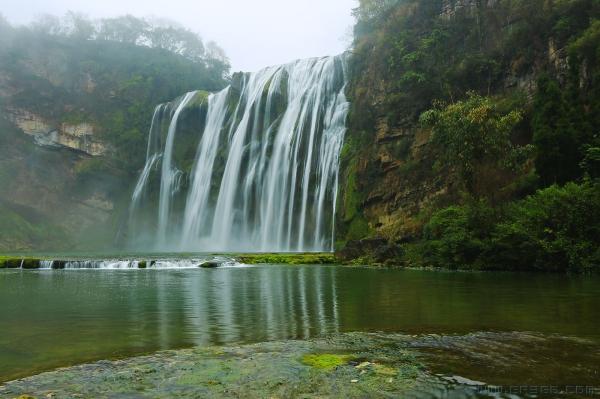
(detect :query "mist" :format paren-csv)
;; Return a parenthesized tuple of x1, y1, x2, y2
(2, 0, 356, 72)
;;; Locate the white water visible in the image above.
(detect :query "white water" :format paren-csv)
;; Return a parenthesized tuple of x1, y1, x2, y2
(125, 54, 349, 252)
(34, 257, 242, 269)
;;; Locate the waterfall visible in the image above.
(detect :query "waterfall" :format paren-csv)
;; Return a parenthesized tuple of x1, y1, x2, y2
(124, 54, 349, 252)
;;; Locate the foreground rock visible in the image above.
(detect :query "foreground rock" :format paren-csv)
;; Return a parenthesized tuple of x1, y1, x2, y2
(0, 333, 422, 399)
(3, 331, 599, 398)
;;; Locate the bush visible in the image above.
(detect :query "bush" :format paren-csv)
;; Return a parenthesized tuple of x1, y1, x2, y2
(494, 182, 600, 273)
(421, 201, 494, 270)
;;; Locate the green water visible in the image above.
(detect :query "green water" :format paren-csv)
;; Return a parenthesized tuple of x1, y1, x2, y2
(1, 265, 599, 383)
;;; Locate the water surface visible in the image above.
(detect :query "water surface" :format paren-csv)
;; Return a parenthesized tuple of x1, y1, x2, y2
(1, 265, 599, 383)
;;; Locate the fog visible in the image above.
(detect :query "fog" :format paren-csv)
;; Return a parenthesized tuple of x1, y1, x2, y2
(2, 0, 356, 73)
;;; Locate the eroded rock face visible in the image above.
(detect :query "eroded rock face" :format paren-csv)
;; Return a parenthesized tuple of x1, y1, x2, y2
(6, 108, 108, 155)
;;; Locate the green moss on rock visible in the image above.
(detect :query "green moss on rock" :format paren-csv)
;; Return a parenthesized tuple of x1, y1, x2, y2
(301, 353, 349, 371)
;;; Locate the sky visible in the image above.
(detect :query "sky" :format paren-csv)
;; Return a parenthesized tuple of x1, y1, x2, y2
(2, 0, 357, 73)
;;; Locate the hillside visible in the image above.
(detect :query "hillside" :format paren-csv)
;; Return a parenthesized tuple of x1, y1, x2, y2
(0, 22, 229, 251)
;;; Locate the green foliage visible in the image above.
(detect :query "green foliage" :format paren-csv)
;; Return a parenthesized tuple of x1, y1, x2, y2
(420, 93, 524, 198)
(580, 145, 600, 179)
(421, 201, 495, 270)
(494, 182, 600, 273)
(573, 19, 600, 65)
(420, 182, 600, 273)
(344, 167, 360, 222)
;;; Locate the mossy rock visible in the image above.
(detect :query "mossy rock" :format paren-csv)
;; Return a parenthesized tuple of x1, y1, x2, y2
(22, 259, 41, 269)
(138, 260, 147, 269)
(5, 259, 23, 268)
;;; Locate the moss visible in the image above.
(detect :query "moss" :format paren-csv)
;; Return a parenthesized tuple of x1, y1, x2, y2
(138, 260, 147, 269)
(234, 253, 335, 265)
(301, 353, 349, 371)
(0, 258, 42, 268)
(186, 90, 210, 108)
(344, 166, 359, 222)
(347, 216, 369, 241)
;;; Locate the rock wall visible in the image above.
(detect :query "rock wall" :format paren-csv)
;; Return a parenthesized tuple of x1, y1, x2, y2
(6, 108, 108, 155)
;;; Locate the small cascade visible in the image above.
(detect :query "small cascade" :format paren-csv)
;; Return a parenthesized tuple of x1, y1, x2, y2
(123, 54, 349, 252)
(39, 260, 54, 269)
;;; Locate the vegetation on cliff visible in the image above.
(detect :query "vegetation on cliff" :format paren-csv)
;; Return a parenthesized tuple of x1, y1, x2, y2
(340, 0, 600, 272)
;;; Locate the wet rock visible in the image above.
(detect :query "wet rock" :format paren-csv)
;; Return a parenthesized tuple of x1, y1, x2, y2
(199, 261, 221, 268)
(370, 244, 405, 265)
(138, 261, 147, 269)
(334, 240, 363, 262)
(335, 238, 397, 263)
(360, 237, 388, 254)
(21, 259, 40, 269)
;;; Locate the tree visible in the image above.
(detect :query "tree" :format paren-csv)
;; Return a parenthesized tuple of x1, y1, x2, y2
(96, 15, 148, 44)
(63, 11, 95, 40)
(30, 13, 64, 36)
(531, 74, 581, 186)
(143, 16, 205, 63)
(204, 41, 231, 79)
(352, 0, 398, 22)
(420, 93, 525, 216)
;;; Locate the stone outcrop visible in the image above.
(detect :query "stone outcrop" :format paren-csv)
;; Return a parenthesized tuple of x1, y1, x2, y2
(6, 108, 108, 155)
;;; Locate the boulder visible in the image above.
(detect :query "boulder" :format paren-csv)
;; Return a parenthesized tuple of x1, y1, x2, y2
(360, 237, 388, 254)
(334, 240, 364, 262)
(370, 244, 405, 265)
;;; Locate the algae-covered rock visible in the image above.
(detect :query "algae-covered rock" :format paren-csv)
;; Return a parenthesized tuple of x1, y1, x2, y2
(5, 259, 23, 268)
(138, 261, 147, 269)
(21, 259, 40, 269)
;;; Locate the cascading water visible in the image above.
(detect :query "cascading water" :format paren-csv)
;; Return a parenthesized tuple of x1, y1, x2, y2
(125, 54, 349, 252)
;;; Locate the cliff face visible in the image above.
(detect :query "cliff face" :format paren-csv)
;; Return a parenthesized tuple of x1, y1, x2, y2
(337, 0, 581, 244)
